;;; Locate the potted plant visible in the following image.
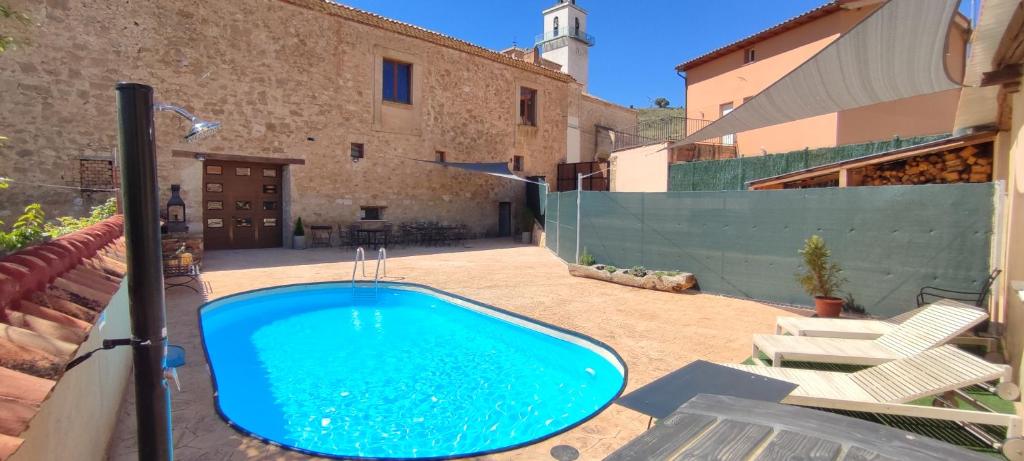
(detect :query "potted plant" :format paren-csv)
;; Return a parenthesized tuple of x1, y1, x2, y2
(293, 217, 306, 250)
(796, 235, 846, 317)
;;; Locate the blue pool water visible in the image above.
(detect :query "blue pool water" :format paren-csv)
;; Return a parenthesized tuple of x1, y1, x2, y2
(200, 283, 625, 459)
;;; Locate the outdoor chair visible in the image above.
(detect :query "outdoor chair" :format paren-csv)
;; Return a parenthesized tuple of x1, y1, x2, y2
(751, 299, 986, 367)
(719, 346, 1022, 456)
(309, 225, 333, 248)
(917, 269, 1001, 308)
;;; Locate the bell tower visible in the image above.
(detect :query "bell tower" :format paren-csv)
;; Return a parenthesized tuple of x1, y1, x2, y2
(537, 0, 594, 89)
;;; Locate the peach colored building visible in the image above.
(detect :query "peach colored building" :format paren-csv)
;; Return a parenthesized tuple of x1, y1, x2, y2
(678, 0, 970, 157)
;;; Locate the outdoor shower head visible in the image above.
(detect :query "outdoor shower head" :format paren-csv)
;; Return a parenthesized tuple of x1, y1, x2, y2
(154, 103, 221, 143)
(184, 119, 222, 143)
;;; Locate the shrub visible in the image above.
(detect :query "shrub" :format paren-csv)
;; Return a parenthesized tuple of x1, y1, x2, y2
(44, 197, 117, 238)
(579, 247, 596, 266)
(627, 266, 648, 277)
(0, 203, 45, 251)
(796, 235, 845, 298)
(293, 217, 305, 236)
(604, 265, 618, 273)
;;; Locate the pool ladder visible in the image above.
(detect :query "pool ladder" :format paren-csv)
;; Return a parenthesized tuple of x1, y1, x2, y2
(351, 247, 387, 302)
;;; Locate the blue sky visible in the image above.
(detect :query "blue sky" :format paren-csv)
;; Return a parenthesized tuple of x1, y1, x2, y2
(335, 1, 974, 109)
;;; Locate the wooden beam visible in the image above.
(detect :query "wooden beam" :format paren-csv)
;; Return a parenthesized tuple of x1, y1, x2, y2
(980, 64, 1022, 87)
(993, 1, 1024, 67)
(171, 150, 306, 165)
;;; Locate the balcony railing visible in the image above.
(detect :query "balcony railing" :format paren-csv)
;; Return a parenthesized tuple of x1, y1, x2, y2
(535, 28, 596, 47)
(609, 116, 738, 160)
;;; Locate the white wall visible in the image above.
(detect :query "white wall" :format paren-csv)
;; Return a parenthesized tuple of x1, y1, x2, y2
(609, 142, 669, 192)
(9, 281, 133, 461)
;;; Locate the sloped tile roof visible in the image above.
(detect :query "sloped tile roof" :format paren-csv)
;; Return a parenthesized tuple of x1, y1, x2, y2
(676, 1, 844, 71)
(0, 217, 126, 458)
(279, 0, 576, 83)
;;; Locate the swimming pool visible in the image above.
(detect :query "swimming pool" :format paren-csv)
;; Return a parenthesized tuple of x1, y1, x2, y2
(199, 282, 626, 459)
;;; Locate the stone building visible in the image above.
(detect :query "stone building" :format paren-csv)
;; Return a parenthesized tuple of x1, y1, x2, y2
(0, 0, 635, 249)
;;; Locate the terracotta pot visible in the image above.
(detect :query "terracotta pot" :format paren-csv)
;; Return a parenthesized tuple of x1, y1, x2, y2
(814, 296, 844, 317)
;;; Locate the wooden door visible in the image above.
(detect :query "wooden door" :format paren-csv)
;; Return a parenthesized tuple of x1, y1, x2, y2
(498, 202, 512, 237)
(202, 161, 283, 250)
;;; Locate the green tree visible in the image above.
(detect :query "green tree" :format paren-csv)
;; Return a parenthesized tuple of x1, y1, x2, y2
(654, 97, 671, 108)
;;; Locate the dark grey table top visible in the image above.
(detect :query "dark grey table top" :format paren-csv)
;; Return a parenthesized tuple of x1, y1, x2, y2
(615, 360, 798, 419)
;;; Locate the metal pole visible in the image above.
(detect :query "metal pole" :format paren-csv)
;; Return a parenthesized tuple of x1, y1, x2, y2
(575, 172, 582, 264)
(115, 82, 173, 461)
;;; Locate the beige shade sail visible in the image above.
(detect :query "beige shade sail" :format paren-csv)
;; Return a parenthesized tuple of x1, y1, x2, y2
(669, 0, 962, 148)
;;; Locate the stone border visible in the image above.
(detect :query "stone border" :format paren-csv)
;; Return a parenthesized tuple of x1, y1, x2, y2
(568, 264, 696, 293)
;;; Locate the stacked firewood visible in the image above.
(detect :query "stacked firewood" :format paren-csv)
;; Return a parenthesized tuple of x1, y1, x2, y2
(861, 145, 992, 186)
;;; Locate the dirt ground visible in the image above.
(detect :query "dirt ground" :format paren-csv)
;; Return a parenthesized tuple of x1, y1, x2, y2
(107, 239, 798, 461)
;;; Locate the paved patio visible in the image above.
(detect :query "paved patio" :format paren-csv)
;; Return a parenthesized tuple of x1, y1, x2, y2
(107, 239, 797, 460)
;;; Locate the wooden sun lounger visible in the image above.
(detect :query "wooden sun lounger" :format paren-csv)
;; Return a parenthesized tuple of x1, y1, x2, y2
(753, 299, 986, 367)
(721, 345, 1023, 457)
(775, 306, 922, 339)
(775, 305, 999, 352)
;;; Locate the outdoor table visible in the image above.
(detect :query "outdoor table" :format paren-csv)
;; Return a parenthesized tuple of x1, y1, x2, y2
(355, 228, 388, 249)
(615, 360, 797, 422)
(604, 393, 991, 461)
(162, 256, 200, 293)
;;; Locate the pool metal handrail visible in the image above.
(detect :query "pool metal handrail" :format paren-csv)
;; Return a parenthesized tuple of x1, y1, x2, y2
(373, 248, 387, 296)
(351, 247, 366, 287)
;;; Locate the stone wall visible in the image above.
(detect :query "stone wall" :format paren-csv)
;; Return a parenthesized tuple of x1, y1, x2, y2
(580, 94, 637, 161)
(0, 0, 580, 239)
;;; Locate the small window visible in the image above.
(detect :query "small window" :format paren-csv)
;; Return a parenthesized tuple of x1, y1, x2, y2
(574, 17, 580, 36)
(263, 201, 277, 211)
(553, 17, 560, 37)
(206, 183, 223, 193)
(743, 48, 756, 64)
(207, 201, 223, 210)
(360, 206, 384, 221)
(520, 87, 537, 126)
(205, 165, 222, 175)
(435, 151, 446, 163)
(235, 167, 251, 176)
(351, 143, 365, 160)
(234, 217, 253, 227)
(235, 201, 252, 210)
(262, 168, 277, 177)
(263, 218, 277, 227)
(207, 218, 224, 228)
(512, 155, 524, 172)
(383, 59, 412, 104)
(263, 184, 278, 194)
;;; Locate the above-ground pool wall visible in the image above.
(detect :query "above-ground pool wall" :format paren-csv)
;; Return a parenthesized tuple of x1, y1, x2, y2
(545, 184, 995, 317)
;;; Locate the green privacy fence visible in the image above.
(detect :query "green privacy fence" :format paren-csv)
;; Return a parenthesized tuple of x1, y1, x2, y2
(545, 184, 994, 317)
(669, 134, 950, 191)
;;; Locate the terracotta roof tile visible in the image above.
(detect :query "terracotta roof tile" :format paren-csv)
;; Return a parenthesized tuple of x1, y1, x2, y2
(0, 216, 127, 450)
(279, 0, 576, 83)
